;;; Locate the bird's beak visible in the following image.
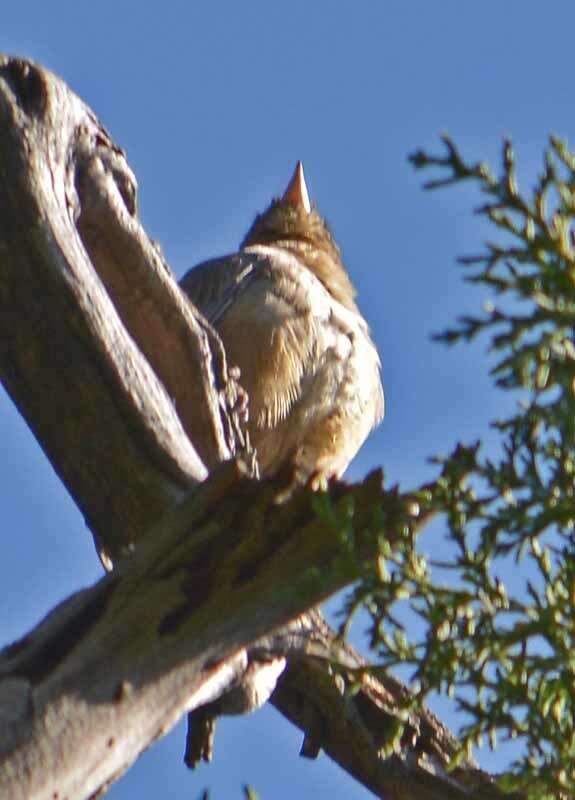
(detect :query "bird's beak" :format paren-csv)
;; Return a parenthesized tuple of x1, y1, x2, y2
(282, 161, 311, 214)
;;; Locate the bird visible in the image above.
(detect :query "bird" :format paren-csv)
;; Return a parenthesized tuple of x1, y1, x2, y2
(179, 163, 384, 767)
(180, 162, 383, 484)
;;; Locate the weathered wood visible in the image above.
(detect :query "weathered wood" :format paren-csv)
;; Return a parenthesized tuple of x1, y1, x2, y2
(74, 126, 244, 472)
(270, 613, 520, 800)
(0, 462, 379, 800)
(0, 56, 243, 564)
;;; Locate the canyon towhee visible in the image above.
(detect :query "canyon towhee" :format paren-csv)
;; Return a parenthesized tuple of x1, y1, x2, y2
(181, 162, 383, 483)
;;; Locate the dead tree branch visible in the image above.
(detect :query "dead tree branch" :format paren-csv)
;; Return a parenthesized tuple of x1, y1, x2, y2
(0, 462, 380, 800)
(0, 55, 244, 564)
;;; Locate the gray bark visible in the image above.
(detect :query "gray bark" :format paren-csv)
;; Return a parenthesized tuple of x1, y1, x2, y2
(0, 55, 245, 565)
(0, 461, 380, 800)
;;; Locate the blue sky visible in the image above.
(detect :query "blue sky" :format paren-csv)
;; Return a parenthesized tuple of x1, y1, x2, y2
(2, 3, 575, 797)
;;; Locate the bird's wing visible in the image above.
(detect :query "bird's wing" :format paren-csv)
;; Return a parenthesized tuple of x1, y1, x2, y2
(181, 248, 324, 429)
(180, 252, 262, 325)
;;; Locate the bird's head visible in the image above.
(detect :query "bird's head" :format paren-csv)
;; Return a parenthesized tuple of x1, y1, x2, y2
(241, 162, 358, 312)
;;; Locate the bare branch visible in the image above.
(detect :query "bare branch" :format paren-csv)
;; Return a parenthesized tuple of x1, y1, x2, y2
(0, 463, 383, 800)
(271, 613, 521, 800)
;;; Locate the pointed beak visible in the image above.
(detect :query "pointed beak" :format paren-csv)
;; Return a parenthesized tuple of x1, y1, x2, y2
(282, 161, 311, 214)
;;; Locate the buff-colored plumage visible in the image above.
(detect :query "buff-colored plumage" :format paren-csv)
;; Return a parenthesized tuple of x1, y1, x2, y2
(180, 162, 383, 481)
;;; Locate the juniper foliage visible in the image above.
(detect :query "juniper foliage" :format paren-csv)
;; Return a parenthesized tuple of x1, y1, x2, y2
(343, 136, 575, 798)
